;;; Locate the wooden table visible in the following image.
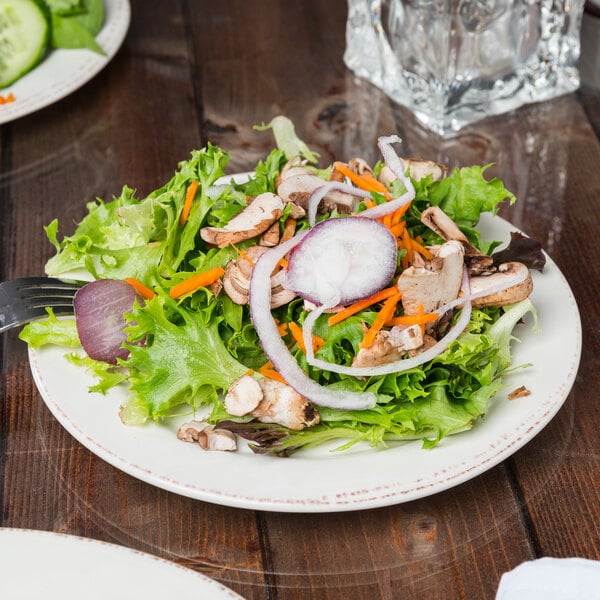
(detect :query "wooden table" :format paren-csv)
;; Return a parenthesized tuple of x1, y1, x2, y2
(2, 2, 599, 598)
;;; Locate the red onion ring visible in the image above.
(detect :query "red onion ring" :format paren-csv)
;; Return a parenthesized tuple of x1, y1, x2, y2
(307, 181, 373, 226)
(303, 268, 473, 377)
(352, 135, 416, 221)
(248, 233, 377, 410)
(433, 265, 529, 315)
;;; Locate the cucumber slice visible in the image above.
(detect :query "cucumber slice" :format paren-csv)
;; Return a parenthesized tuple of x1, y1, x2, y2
(0, 0, 50, 88)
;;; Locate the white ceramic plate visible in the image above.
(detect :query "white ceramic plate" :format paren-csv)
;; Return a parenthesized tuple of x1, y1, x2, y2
(0, 528, 244, 599)
(0, 0, 130, 125)
(28, 212, 581, 512)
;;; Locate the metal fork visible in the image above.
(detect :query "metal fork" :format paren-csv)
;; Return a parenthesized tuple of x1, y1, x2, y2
(0, 277, 82, 333)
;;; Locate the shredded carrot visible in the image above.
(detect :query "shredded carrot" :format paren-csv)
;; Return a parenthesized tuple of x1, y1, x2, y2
(410, 237, 434, 260)
(0, 92, 15, 105)
(124, 277, 156, 300)
(258, 361, 287, 384)
(179, 180, 199, 226)
(278, 257, 289, 270)
(386, 311, 439, 328)
(334, 162, 390, 198)
(390, 201, 411, 226)
(389, 221, 405, 238)
(275, 319, 288, 336)
(327, 286, 400, 326)
(169, 266, 225, 298)
(288, 321, 325, 354)
(360, 291, 402, 349)
(231, 242, 255, 266)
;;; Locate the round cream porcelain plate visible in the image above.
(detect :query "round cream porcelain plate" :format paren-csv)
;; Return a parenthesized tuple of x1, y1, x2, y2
(28, 211, 581, 512)
(0, 0, 130, 125)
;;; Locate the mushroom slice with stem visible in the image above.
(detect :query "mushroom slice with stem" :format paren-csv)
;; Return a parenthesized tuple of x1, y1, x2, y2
(200, 192, 284, 248)
(277, 161, 359, 214)
(421, 206, 494, 275)
(177, 420, 237, 451)
(469, 262, 533, 308)
(396, 240, 465, 315)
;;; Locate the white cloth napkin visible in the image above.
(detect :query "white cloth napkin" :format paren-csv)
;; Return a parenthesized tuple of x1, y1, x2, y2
(496, 557, 600, 599)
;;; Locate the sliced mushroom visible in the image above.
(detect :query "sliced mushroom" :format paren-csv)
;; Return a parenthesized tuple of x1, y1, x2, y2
(469, 262, 533, 307)
(396, 240, 465, 315)
(276, 157, 311, 187)
(252, 378, 320, 430)
(177, 420, 237, 451)
(200, 192, 284, 248)
(222, 260, 250, 305)
(277, 165, 359, 214)
(222, 375, 319, 431)
(421, 206, 493, 275)
(348, 157, 375, 177)
(222, 246, 297, 309)
(352, 324, 424, 368)
(276, 173, 324, 208)
(260, 221, 281, 246)
(378, 159, 446, 186)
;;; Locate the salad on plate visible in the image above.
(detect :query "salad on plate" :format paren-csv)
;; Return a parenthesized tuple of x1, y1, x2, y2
(20, 116, 545, 456)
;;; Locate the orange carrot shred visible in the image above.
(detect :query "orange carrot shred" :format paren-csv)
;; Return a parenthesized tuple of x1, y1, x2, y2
(275, 320, 289, 336)
(124, 277, 156, 300)
(386, 312, 439, 328)
(327, 286, 399, 326)
(258, 361, 287, 384)
(169, 266, 225, 299)
(334, 162, 390, 198)
(179, 180, 199, 226)
(231, 242, 255, 266)
(287, 321, 325, 354)
(360, 291, 402, 349)
(288, 322, 305, 351)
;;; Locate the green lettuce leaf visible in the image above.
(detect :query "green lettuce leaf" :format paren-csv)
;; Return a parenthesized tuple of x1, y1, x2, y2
(119, 297, 248, 424)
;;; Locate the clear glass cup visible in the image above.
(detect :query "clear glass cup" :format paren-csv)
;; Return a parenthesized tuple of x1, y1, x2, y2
(344, 0, 585, 136)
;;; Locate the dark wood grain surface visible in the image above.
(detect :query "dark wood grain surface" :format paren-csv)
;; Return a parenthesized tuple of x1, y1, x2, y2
(1, 2, 599, 598)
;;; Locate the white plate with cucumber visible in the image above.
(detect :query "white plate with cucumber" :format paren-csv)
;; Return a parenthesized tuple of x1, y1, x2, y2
(0, 0, 130, 125)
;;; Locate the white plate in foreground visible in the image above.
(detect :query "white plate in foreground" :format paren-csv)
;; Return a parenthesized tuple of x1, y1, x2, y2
(28, 213, 582, 512)
(0, 528, 244, 599)
(0, 0, 130, 125)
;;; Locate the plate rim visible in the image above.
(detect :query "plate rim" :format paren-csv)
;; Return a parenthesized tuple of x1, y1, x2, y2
(0, 0, 131, 125)
(0, 527, 245, 599)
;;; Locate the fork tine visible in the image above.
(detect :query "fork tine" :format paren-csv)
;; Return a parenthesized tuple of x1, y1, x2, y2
(0, 277, 82, 333)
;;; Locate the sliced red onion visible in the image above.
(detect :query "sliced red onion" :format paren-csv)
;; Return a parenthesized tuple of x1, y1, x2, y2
(74, 279, 140, 364)
(303, 268, 473, 377)
(433, 265, 530, 315)
(352, 135, 416, 221)
(358, 187, 414, 220)
(377, 135, 413, 187)
(284, 217, 397, 307)
(307, 181, 373, 226)
(248, 233, 377, 411)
